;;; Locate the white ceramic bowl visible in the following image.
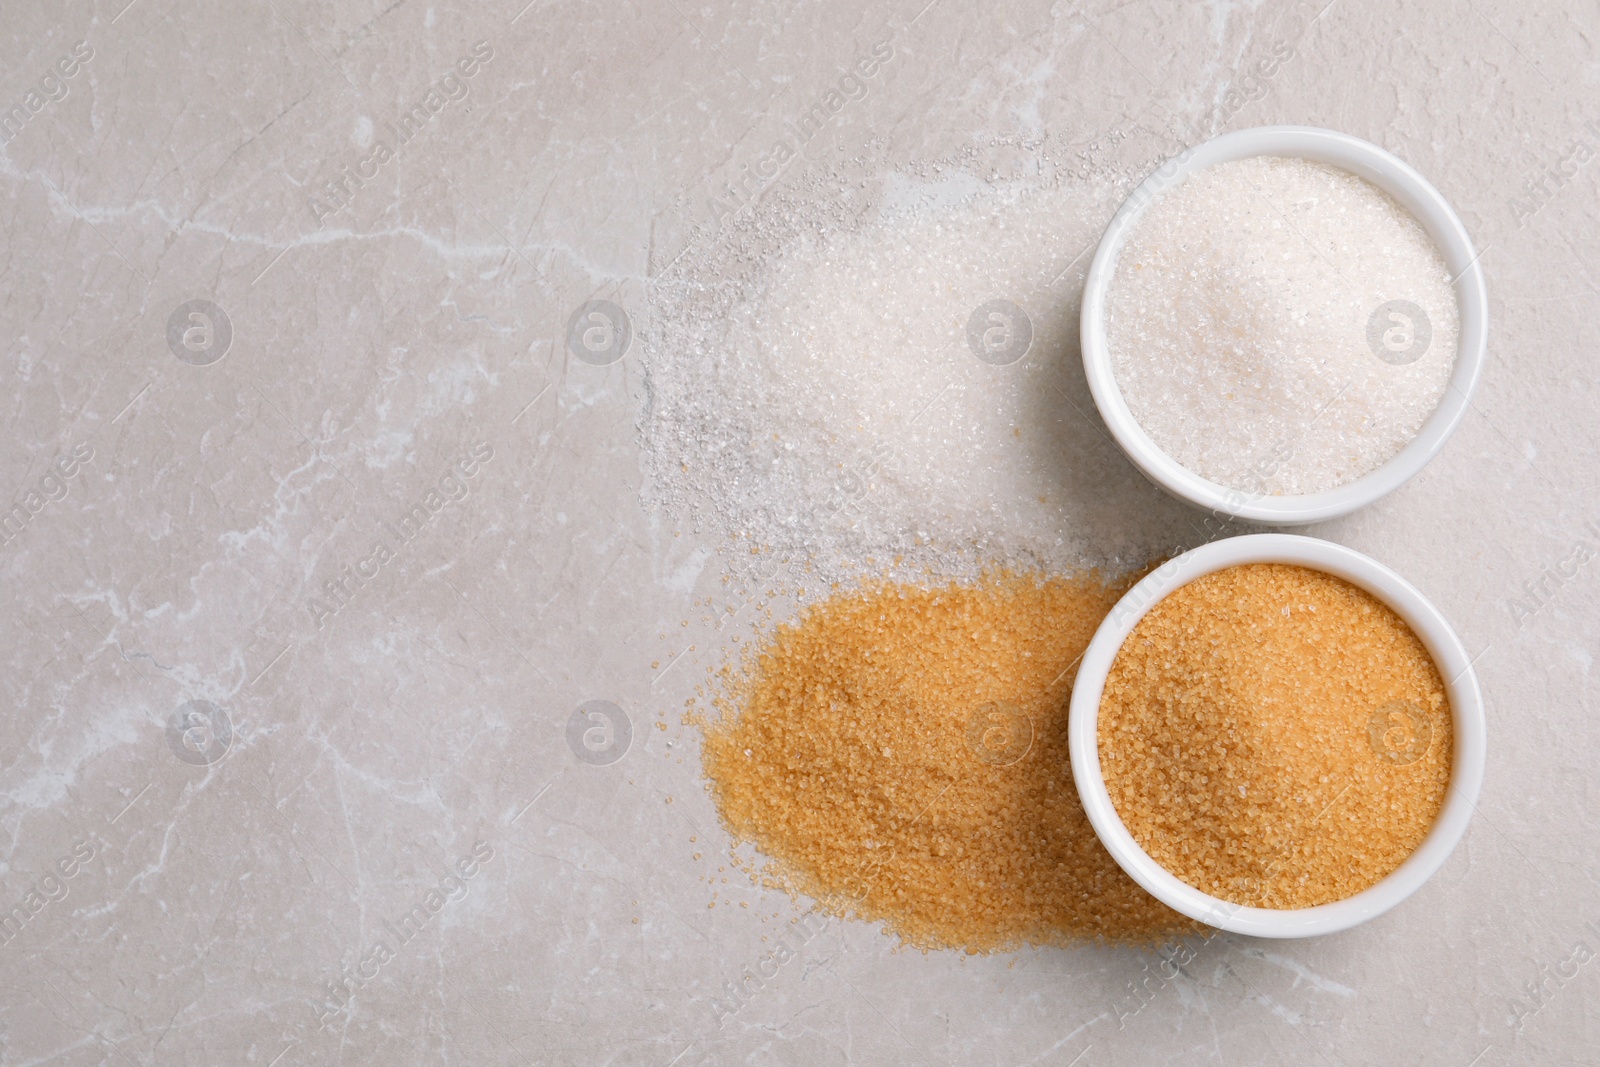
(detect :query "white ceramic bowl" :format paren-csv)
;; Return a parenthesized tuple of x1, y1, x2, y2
(1079, 126, 1489, 526)
(1067, 533, 1485, 938)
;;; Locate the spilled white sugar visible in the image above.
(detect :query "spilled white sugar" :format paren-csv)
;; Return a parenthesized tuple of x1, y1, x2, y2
(643, 169, 1205, 588)
(1106, 155, 1460, 495)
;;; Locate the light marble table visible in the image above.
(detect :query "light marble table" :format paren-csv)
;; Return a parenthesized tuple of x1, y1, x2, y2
(1, 1, 1595, 1064)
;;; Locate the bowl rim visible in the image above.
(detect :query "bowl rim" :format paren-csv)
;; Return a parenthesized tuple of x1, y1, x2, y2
(1066, 533, 1486, 938)
(1079, 124, 1489, 526)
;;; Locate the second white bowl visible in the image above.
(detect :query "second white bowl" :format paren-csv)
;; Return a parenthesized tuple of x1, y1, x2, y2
(1066, 533, 1486, 938)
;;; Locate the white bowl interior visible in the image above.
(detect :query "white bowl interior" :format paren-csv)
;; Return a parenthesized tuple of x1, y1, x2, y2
(1067, 533, 1486, 938)
(1079, 126, 1489, 526)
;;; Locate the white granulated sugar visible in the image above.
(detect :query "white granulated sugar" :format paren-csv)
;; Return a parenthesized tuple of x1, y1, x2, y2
(1106, 155, 1459, 496)
(643, 164, 1202, 587)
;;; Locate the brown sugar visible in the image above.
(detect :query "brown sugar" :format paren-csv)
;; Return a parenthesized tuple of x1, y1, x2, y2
(1098, 563, 1451, 910)
(698, 571, 1194, 952)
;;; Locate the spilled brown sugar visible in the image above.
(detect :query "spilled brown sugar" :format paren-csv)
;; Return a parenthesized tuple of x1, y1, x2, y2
(1098, 563, 1451, 910)
(697, 571, 1194, 953)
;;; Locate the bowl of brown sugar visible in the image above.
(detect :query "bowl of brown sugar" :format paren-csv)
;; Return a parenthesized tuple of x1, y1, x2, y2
(1067, 533, 1485, 938)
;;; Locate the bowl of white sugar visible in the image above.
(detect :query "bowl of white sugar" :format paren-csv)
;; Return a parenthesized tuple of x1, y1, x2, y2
(1080, 126, 1487, 525)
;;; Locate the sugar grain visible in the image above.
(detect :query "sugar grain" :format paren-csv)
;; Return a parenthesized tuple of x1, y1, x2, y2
(1098, 563, 1452, 909)
(1107, 156, 1459, 495)
(699, 571, 1194, 951)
